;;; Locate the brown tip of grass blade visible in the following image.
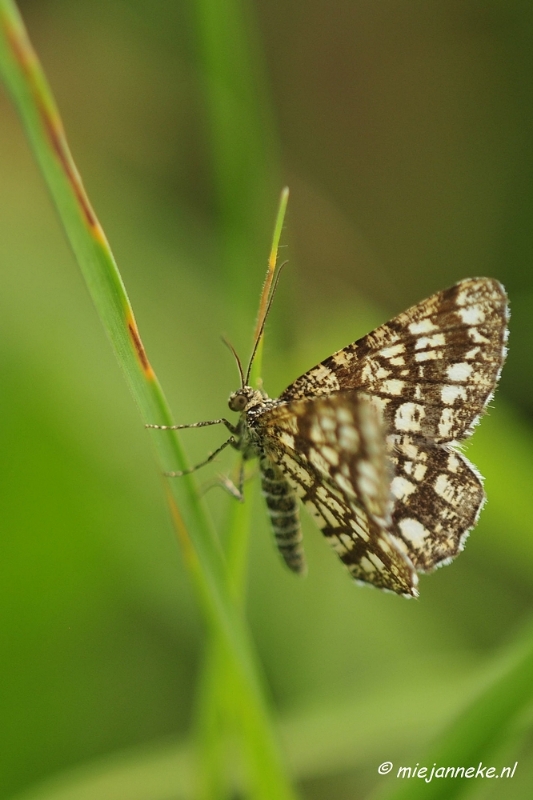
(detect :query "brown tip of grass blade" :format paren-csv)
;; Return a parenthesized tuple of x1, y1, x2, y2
(2, 6, 105, 239)
(127, 310, 154, 379)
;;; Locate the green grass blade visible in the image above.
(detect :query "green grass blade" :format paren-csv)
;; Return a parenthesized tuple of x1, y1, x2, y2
(192, 0, 280, 315)
(189, 0, 291, 792)
(194, 190, 292, 800)
(0, 3, 296, 798)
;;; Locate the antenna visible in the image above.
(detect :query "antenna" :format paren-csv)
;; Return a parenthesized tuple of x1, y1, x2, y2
(244, 261, 287, 385)
(221, 335, 245, 388)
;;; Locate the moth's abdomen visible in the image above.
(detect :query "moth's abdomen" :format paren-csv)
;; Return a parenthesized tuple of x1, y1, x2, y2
(260, 456, 306, 575)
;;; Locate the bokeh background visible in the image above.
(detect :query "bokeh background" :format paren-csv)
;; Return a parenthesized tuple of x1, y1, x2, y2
(1, 1, 532, 798)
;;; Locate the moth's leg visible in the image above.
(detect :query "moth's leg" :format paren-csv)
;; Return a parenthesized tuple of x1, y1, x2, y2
(212, 458, 246, 501)
(164, 437, 236, 478)
(237, 459, 245, 498)
(216, 472, 244, 502)
(146, 418, 238, 435)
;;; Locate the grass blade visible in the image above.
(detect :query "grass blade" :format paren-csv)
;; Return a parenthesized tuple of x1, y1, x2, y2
(0, 3, 296, 798)
(194, 190, 291, 799)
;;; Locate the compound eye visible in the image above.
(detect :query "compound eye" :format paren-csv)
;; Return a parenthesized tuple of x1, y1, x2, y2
(228, 393, 247, 412)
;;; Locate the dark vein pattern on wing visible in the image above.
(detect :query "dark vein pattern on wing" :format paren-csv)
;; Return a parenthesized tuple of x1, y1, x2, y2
(254, 394, 417, 596)
(279, 278, 509, 444)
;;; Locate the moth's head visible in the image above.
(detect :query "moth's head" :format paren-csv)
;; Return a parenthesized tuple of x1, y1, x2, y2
(228, 386, 261, 413)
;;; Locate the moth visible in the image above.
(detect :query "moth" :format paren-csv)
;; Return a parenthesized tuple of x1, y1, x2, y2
(149, 277, 509, 597)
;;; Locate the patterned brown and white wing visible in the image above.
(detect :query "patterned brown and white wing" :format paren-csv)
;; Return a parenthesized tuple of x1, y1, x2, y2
(255, 394, 418, 596)
(279, 278, 509, 444)
(388, 435, 485, 572)
(275, 278, 508, 576)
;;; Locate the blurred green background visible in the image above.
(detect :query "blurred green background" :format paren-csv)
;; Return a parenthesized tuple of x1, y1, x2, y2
(1, 1, 533, 798)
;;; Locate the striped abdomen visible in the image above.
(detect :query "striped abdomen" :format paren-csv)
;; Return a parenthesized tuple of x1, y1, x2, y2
(260, 455, 306, 574)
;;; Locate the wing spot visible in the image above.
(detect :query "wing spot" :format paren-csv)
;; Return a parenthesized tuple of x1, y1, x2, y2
(336, 472, 354, 497)
(336, 408, 353, 425)
(340, 462, 351, 478)
(380, 343, 406, 358)
(464, 346, 481, 360)
(320, 414, 337, 432)
(349, 515, 370, 541)
(340, 532, 355, 550)
(339, 424, 359, 451)
(329, 496, 346, 517)
(408, 319, 437, 334)
(359, 555, 376, 575)
(441, 385, 467, 405)
(309, 447, 330, 475)
(415, 349, 442, 362)
(458, 305, 486, 325)
(395, 402, 425, 432)
(317, 502, 338, 527)
(377, 537, 392, 554)
(309, 421, 324, 443)
(412, 463, 427, 482)
(382, 379, 405, 396)
(447, 362, 473, 382)
(329, 536, 348, 556)
(434, 473, 461, 504)
(376, 366, 392, 379)
(369, 552, 386, 571)
(322, 445, 339, 466)
(438, 408, 455, 439)
(315, 485, 330, 504)
(468, 327, 490, 344)
(398, 517, 431, 548)
(358, 460, 379, 485)
(279, 432, 295, 449)
(391, 475, 417, 500)
(304, 499, 322, 521)
(415, 333, 446, 350)
(447, 453, 461, 473)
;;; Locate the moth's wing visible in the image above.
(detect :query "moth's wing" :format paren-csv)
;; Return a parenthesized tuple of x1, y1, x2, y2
(256, 394, 418, 596)
(279, 278, 509, 443)
(388, 434, 485, 572)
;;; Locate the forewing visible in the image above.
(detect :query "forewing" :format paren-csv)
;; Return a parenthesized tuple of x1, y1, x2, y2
(388, 435, 485, 572)
(255, 394, 417, 596)
(279, 278, 509, 443)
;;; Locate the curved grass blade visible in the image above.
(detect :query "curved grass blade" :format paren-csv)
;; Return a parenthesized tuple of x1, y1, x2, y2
(0, 3, 296, 798)
(194, 189, 291, 799)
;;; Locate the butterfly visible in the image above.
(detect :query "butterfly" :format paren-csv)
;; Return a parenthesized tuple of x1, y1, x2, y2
(149, 277, 509, 597)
